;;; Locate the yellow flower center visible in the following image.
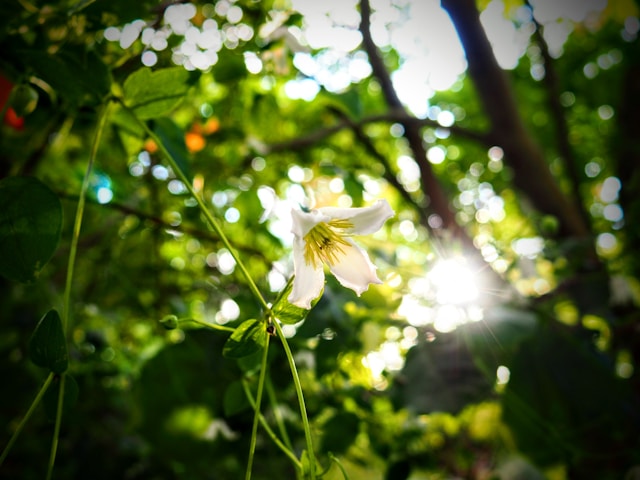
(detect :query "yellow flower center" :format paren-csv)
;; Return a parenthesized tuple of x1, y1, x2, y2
(303, 219, 353, 267)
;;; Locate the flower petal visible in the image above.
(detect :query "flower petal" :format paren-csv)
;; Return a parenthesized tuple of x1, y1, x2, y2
(328, 239, 382, 296)
(291, 208, 330, 238)
(319, 199, 394, 235)
(288, 237, 325, 309)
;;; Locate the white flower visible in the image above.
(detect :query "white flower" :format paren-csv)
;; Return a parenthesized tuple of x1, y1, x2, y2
(288, 199, 394, 309)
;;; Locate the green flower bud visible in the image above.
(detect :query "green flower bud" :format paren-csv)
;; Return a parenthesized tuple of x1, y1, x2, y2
(540, 215, 559, 236)
(10, 84, 38, 117)
(160, 314, 179, 330)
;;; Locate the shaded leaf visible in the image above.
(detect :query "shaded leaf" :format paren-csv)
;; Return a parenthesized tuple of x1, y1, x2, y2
(236, 349, 265, 374)
(323, 89, 363, 119)
(213, 50, 247, 84)
(320, 411, 360, 454)
(502, 323, 640, 468)
(29, 309, 68, 373)
(223, 380, 250, 416)
(392, 332, 493, 414)
(43, 374, 79, 421)
(152, 117, 192, 182)
(386, 460, 411, 480)
(223, 319, 266, 358)
(124, 67, 193, 119)
(461, 305, 538, 375)
(18, 48, 110, 106)
(0, 177, 62, 283)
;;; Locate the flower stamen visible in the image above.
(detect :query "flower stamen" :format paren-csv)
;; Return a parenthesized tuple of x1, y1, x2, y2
(303, 219, 353, 267)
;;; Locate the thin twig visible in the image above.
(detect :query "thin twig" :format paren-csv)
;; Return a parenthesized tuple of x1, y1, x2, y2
(247, 111, 491, 162)
(55, 192, 270, 259)
(528, 5, 593, 232)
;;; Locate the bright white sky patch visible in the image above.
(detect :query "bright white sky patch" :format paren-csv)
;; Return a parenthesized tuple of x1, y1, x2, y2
(287, 0, 606, 114)
(290, 0, 466, 115)
(285, 78, 321, 100)
(428, 259, 479, 305)
(480, 0, 533, 69)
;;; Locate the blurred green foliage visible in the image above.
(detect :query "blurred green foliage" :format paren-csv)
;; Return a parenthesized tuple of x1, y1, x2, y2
(1, 0, 639, 479)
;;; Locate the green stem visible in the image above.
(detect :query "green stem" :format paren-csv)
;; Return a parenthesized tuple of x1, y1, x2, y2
(184, 317, 235, 333)
(0, 372, 54, 467)
(242, 380, 302, 470)
(62, 102, 111, 332)
(46, 375, 66, 480)
(265, 376, 293, 452)
(245, 337, 271, 480)
(328, 453, 351, 480)
(273, 320, 316, 480)
(121, 102, 270, 314)
(41, 102, 110, 479)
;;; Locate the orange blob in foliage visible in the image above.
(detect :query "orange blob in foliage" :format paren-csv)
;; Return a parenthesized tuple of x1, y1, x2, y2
(144, 138, 158, 154)
(201, 117, 220, 135)
(184, 117, 219, 152)
(5, 108, 24, 129)
(0, 74, 24, 130)
(0, 74, 12, 108)
(185, 132, 206, 153)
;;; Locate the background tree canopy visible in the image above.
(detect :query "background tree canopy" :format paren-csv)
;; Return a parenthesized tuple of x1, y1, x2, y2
(1, 0, 639, 479)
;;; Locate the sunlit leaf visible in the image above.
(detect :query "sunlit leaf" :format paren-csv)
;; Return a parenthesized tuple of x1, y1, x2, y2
(301, 449, 319, 478)
(272, 281, 321, 325)
(273, 299, 309, 325)
(29, 309, 68, 374)
(123, 67, 194, 120)
(223, 319, 266, 358)
(0, 176, 62, 283)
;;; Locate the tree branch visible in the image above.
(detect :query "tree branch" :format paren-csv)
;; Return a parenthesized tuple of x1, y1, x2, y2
(529, 9, 593, 232)
(327, 106, 430, 226)
(358, 0, 512, 295)
(251, 111, 491, 157)
(359, 0, 469, 242)
(441, 0, 591, 241)
(57, 192, 269, 259)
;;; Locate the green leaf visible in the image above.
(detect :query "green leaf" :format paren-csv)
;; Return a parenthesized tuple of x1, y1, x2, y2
(393, 331, 493, 414)
(10, 84, 38, 116)
(272, 281, 321, 325)
(0, 176, 62, 283)
(223, 319, 266, 358)
(18, 48, 111, 106)
(43, 374, 79, 421)
(324, 89, 363, 119)
(152, 117, 193, 182)
(212, 50, 247, 84)
(301, 449, 319, 478)
(29, 309, 68, 374)
(320, 411, 360, 454)
(223, 380, 251, 416)
(123, 67, 193, 120)
(273, 299, 309, 325)
(236, 349, 265, 374)
(111, 105, 146, 155)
